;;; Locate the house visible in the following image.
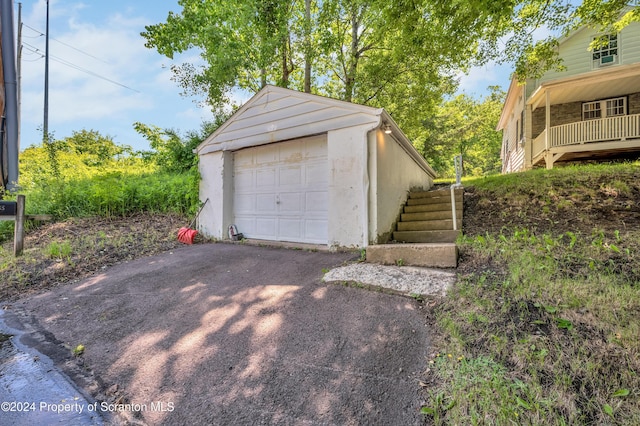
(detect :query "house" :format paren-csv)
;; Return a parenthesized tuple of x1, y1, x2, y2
(498, 19, 640, 172)
(195, 85, 436, 249)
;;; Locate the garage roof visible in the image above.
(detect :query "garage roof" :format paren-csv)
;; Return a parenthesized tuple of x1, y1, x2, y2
(196, 85, 389, 155)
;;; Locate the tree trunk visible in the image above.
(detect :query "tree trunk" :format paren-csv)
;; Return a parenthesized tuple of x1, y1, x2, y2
(281, 35, 290, 88)
(281, 48, 288, 87)
(344, 8, 359, 103)
(304, 0, 311, 93)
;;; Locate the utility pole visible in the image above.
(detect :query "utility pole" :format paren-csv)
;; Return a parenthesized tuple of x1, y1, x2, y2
(43, 0, 49, 143)
(17, 2, 22, 152)
(1, 0, 19, 190)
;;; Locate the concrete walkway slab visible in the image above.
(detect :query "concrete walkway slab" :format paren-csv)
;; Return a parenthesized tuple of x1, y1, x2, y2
(323, 263, 456, 297)
(2, 244, 434, 425)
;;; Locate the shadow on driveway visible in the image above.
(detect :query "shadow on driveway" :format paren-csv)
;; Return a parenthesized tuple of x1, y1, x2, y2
(4, 243, 431, 425)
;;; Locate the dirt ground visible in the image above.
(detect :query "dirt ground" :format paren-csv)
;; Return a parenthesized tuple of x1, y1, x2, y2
(0, 213, 187, 301)
(462, 177, 640, 238)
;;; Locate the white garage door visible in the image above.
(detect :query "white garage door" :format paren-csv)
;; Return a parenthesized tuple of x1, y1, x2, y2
(233, 135, 328, 244)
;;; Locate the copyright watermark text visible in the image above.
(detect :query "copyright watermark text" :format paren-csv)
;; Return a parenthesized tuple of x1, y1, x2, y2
(1, 400, 175, 414)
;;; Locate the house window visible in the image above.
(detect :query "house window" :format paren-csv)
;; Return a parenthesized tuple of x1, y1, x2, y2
(606, 98, 626, 117)
(582, 97, 626, 120)
(583, 102, 602, 120)
(519, 110, 525, 142)
(592, 34, 618, 67)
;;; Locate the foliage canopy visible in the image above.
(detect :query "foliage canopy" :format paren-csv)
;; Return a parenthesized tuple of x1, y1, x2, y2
(141, 0, 638, 176)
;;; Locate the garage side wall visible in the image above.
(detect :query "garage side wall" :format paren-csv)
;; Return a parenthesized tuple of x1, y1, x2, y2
(371, 131, 433, 243)
(327, 124, 375, 248)
(198, 151, 233, 239)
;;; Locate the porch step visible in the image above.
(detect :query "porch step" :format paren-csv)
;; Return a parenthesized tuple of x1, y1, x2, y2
(393, 230, 461, 244)
(401, 210, 462, 222)
(409, 188, 463, 199)
(406, 194, 463, 206)
(366, 243, 458, 268)
(404, 203, 458, 213)
(397, 219, 462, 232)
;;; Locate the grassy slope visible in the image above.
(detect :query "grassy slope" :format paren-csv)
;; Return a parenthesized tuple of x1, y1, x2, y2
(424, 163, 640, 425)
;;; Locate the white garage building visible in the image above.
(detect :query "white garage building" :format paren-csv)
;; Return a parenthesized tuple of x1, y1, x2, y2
(196, 85, 436, 249)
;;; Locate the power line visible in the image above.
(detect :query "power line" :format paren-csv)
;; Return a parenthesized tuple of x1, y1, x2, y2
(22, 42, 140, 93)
(22, 23, 110, 65)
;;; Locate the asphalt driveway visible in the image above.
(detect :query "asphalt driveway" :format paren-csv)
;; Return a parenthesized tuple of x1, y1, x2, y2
(3, 243, 431, 425)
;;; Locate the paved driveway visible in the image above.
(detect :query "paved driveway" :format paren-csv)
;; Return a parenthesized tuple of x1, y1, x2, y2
(4, 244, 430, 425)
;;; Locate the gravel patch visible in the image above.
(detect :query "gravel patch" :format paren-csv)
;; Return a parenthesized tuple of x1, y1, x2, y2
(323, 262, 456, 297)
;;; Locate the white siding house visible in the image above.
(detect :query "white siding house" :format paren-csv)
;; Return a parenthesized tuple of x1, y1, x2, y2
(498, 19, 640, 171)
(196, 85, 436, 249)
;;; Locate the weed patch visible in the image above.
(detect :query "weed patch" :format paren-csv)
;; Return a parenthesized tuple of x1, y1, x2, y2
(0, 213, 186, 301)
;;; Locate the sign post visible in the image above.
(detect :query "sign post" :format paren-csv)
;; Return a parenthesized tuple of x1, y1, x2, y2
(0, 196, 25, 256)
(1, 196, 52, 256)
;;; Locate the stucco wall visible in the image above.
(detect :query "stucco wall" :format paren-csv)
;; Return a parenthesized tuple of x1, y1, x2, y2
(198, 151, 233, 239)
(369, 130, 432, 243)
(327, 124, 377, 248)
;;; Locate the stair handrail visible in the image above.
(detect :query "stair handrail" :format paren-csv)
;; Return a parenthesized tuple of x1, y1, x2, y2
(450, 155, 463, 231)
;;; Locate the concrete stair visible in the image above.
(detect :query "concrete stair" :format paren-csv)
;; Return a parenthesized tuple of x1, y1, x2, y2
(366, 187, 463, 269)
(393, 188, 463, 244)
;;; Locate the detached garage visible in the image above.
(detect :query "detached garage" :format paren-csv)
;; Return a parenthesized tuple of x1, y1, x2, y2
(196, 85, 436, 249)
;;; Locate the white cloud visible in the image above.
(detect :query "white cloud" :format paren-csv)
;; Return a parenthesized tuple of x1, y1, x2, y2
(18, 0, 202, 150)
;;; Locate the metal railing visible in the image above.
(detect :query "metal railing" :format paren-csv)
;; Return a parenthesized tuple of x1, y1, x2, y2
(451, 155, 463, 231)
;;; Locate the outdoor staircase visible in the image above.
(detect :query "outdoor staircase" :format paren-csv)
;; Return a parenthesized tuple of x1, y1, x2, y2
(366, 187, 463, 268)
(393, 187, 463, 243)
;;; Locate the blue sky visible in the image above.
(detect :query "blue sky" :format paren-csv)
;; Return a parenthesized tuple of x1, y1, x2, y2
(16, 0, 512, 152)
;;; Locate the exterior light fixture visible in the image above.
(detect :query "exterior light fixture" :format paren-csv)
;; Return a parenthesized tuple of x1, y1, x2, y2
(383, 124, 392, 134)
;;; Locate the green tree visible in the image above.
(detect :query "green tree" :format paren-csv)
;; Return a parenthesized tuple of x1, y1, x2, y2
(57, 129, 130, 167)
(419, 0, 639, 80)
(134, 117, 227, 173)
(142, 0, 306, 110)
(420, 88, 505, 177)
(142, 0, 462, 151)
(142, 0, 637, 177)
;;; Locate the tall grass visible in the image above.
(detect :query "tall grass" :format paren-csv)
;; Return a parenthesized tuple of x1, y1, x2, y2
(0, 143, 201, 243)
(24, 170, 199, 219)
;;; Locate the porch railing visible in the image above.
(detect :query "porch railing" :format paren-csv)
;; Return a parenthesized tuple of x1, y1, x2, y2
(532, 129, 547, 160)
(550, 113, 640, 147)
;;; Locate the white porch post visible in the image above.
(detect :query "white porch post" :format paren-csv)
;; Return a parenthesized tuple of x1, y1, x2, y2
(524, 104, 533, 169)
(544, 90, 553, 169)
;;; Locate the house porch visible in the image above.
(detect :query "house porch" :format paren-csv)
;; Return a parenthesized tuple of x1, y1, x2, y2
(531, 113, 640, 168)
(525, 63, 640, 169)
